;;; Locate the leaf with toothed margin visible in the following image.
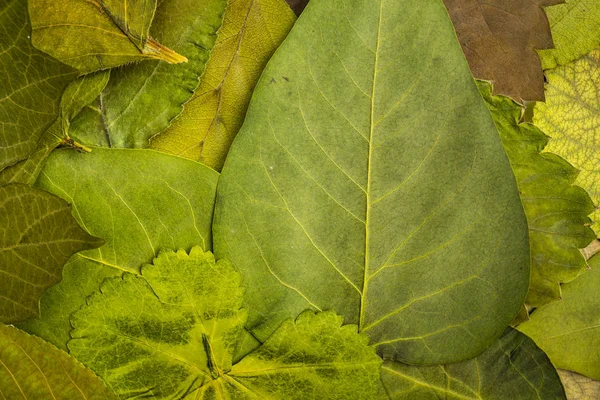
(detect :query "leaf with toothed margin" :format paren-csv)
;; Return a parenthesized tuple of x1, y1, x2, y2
(381, 328, 566, 400)
(68, 247, 384, 399)
(0, 324, 117, 399)
(212, 0, 530, 365)
(16, 148, 219, 349)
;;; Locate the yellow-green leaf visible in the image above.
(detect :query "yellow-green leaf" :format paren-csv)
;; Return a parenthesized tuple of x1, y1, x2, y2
(150, 0, 296, 170)
(29, 0, 186, 73)
(533, 48, 600, 234)
(0, 324, 116, 399)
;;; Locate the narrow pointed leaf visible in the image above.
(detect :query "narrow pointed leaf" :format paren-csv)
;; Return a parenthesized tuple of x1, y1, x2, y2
(0, 184, 102, 324)
(519, 254, 600, 380)
(382, 328, 566, 399)
(213, 0, 530, 364)
(17, 148, 219, 348)
(0, 0, 77, 172)
(151, 0, 296, 170)
(480, 81, 596, 307)
(443, 0, 561, 101)
(538, 0, 600, 69)
(533, 48, 600, 234)
(29, 0, 186, 73)
(0, 324, 116, 399)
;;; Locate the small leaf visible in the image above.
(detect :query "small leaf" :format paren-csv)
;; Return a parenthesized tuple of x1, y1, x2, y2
(213, 0, 530, 364)
(443, 0, 561, 101)
(68, 0, 227, 148)
(518, 253, 600, 381)
(533, 47, 600, 234)
(382, 328, 566, 399)
(17, 148, 219, 348)
(538, 0, 600, 70)
(0, 324, 116, 399)
(60, 71, 110, 134)
(69, 247, 384, 399)
(0, 183, 102, 324)
(479, 81, 596, 307)
(150, 0, 296, 170)
(29, 0, 186, 73)
(0, 0, 77, 172)
(559, 370, 600, 400)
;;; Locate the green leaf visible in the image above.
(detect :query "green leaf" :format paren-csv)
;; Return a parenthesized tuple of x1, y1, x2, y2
(212, 0, 530, 364)
(17, 148, 219, 348)
(60, 71, 110, 135)
(69, 247, 384, 399)
(558, 370, 600, 399)
(0, 324, 116, 399)
(538, 0, 600, 70)
(0, 0, 77, 172)
(518, 254, 600, 381)
(533, 48, 600, 234)
(150, 0, 296, 171)
(0, 183, 102, 324)
(381, 328, 566, 400)
(29, 0, 187, 73)
(68, 0, 227, 149)
(443, 0, 560, 102)
(479, 81, 596, 307)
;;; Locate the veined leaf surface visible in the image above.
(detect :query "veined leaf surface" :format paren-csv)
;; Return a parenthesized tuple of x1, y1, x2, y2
(533, 48, 600, 234)
(559, 370, 600, 399)
(382, 328, 566, 400)
(0, 324, 116, 399)
(29, 0, 186, 73)
(69, 247, 384, 399)
(17, 148, 219, 348)
(151, 0, 296, 171)
(480, 81, 596, 307)
(0, 184, 102, 323)
(213, 0, 530, 364)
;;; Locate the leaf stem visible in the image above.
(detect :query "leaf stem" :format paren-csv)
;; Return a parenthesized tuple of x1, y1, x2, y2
(144, 38, 188, 64)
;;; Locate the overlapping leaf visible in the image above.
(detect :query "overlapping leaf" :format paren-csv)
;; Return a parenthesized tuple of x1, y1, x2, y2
(67, 0, 226, 148)
(213, 0, 529, 364)
(538, 0, 600, 69)
(0, 0, 77, 172)
(151, 0, 296, 170)
(479, 81, 595, 307)
(29, 0, 186, 73)
(17, 148, 219, 348)
(382, 328, 566, 399)
(0, 324, 116, 399)
(69, 247, 384, 399)
(286, 0, 309, 15)
(559, 370, 600, 399)
(0, 184, 102, 324)
(534, 48, 600, 234)
(519, 253, 600, 380)
(443, 0, 561, 101)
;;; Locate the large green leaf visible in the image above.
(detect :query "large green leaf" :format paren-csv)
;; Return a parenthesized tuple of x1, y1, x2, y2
(29, 0, 186, 73)
(518, 254, 600, 380)
(213, 0, 530, 364)
(0, 324, 116, 399)
(0, 0, 77, 172)
(533, 48, 600, 234)
(0, 184, 102, 324)
(538, 0, 600, 70)
(479, 81, 596, 307)
(150, 0, 296, 171)
(69, 0, 226, 148)
(382, 328, 566, 399)
(17, 148, 219, 348)
(69, 247, 384, 399)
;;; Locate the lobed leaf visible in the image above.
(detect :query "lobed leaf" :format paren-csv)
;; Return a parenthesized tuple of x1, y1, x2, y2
(382, 328, 566, 400)
(0, 324, 116, 399)
(213, 0, 530, 364)
(479, 80, 596, 307)
(28, 0, 186, 73)
(17, 148, 219, 348)
(533, 48, 600, 234)
(150, 0, 296, 171)
(0, 184, 102, 324)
